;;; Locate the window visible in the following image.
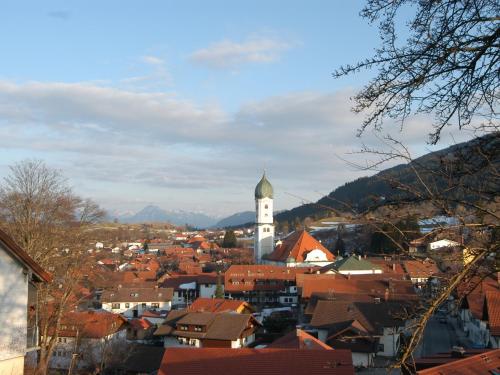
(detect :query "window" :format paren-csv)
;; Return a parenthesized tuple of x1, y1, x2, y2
(112, 303, 120, 309)
(152, 303, 160, 308)
(142, 303, 147, 308)
(194, 326, 203, 332)
(378, 344, 384, 352)
(125, 303, 130, 308)
(264, 204, 268, 209)
(180, 325, 188, 331)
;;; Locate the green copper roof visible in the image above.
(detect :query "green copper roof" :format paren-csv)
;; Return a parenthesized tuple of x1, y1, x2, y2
(334, 255, 382, 271)
(255, 173, 273, 199)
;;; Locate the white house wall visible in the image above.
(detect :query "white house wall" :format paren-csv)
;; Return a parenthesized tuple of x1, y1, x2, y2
(102, 301, 171, 318)
(0, 244, 28, 374)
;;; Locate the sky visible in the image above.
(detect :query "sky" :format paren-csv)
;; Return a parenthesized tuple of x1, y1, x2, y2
(0, 1, 481, 217)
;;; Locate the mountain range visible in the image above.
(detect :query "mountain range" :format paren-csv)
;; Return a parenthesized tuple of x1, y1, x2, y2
(109, 205, 256, 229)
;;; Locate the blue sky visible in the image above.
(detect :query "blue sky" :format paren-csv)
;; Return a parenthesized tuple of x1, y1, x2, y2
(0, 1, 479, 217)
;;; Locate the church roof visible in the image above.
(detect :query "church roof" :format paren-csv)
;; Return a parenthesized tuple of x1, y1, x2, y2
(266, 230, 335, 263)
(255, 173, 273, 199)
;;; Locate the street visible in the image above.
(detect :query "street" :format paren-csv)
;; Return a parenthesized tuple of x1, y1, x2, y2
(415, 315, 457, 357)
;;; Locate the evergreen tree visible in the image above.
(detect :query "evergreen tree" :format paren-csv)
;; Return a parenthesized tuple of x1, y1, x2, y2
(222, 230, 238, 248)
(215, 272, 224, 298)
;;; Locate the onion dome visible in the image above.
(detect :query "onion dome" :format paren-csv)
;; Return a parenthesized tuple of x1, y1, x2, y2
(255, 172, 273, 199)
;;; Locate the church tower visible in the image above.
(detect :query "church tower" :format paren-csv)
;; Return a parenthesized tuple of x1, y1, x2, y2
(254, 172, 275, 263)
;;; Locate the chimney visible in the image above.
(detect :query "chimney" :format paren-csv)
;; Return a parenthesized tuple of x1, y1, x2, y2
(451, 346, 465, 358)
(392, 263, 396, 272)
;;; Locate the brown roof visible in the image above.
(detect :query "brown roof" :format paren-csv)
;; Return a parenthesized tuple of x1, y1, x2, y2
(101, 287, 173, 303)
(174, 312, 259, 341)
(0, 228, 52, 282)
(154, 309, 188, 336)
(268, 329, 332, 350)
(310, 300, 412, 335)
(158, 348, 355, 375)
(266, 230, 335, 262)
(417, 348, 500, 374)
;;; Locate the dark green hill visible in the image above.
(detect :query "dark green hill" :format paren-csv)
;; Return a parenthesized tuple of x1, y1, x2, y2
(275, 133, 499, 224)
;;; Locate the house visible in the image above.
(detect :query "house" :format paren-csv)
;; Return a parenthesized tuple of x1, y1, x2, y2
(403, 259, 440, 287)
(154, 311, 259, 348)
(158, 347, 355, 375)
(308, 300, 413, 366)
(126, 318, 156, 344)
(188, 298, 254, 314)
(49, 311, 127, 372)
(0, 229, 51, 375)
(101, 287, 173, 318)
(428, 239, 461, 251)
(264, 230, 335, 267)
(416, 348, 500, 374)
(224, 265, 313, 306)
(320, 255, 383, 275)
(160, 274, 219, 307)
(455, 276, 499, 348)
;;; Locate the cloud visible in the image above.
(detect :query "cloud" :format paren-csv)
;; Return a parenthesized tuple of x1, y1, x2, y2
(141, 55, 165, 65)
(47, 10, 70, 20)
(189, 37, 294, 69)
(0, 80, 474, 215)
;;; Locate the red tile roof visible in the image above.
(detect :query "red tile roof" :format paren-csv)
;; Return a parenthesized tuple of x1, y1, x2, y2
(484, 291, 500, 336)
(0, 228, 52, 282)
(301, 276, 417, 300)
(129, 318, 153, 330)
(417, 348, 500, 374)
(158, 348, 355, 375)
(458, 276, 499, 320)
(57, 311, 127, 339)
(267, 230, 334, 262)
(268, 329, 332, 350)
(188, 298, 253, 313)
(403, 259, 440, 279)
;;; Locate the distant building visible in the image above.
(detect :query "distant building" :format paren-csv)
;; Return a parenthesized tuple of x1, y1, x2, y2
(254, 173, 275, 263)
(101, 287, 173, 318)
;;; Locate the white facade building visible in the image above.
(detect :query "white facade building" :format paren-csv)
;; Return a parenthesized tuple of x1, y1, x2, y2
(254, 173, 275, 263)
(0, 230, 51, 375)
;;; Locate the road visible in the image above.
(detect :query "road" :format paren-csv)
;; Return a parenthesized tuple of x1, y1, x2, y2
(415, 315, 457, 357)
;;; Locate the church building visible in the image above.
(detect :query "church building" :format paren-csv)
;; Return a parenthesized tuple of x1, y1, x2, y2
(253, 173, 335, 267)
